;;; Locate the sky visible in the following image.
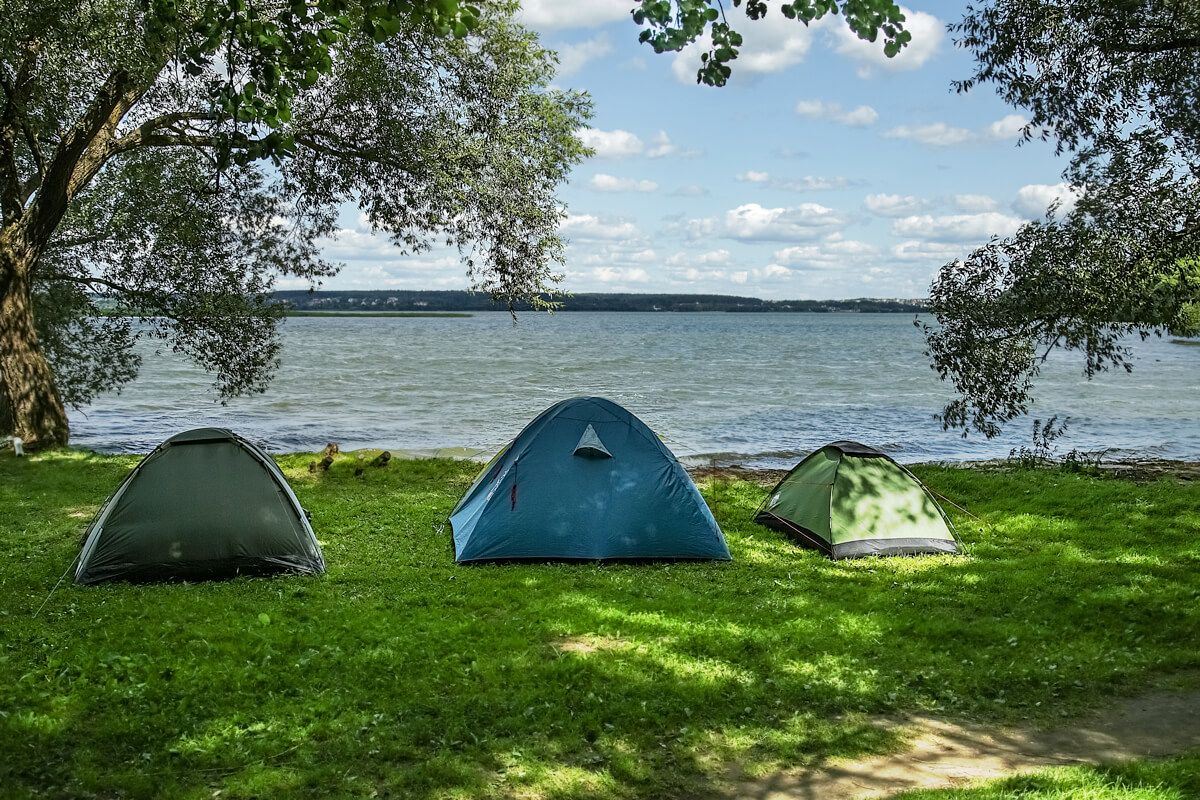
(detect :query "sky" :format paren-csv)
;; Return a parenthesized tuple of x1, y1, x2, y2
(303, 0, 1077, 301)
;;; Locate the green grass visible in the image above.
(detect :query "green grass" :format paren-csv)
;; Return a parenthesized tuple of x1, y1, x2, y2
(892, 754, 1200, 799)
(1, 453, 1199, 799)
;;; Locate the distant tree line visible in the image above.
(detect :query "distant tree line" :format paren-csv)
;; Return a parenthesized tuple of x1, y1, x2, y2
(272, 290, 927, 314)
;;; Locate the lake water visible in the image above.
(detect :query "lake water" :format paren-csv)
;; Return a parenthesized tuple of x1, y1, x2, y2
(69, 312, 1200, 466)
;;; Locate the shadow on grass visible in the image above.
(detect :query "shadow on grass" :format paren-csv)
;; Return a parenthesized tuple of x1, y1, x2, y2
(1, 455, 1198, 798)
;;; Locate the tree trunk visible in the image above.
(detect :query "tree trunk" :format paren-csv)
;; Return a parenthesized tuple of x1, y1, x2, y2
(0, 243, 69, 450)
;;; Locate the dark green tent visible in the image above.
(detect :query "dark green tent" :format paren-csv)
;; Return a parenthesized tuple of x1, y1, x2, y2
(755, 441, 958, 559)
(75, 428, 325, 584)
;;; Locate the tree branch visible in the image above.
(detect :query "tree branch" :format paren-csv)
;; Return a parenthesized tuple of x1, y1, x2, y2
(127, 132, 221, 150)
(67, 80, 153, 197)
(42, 232, 117, 251)
(0, 66, 48, 192)
(0, 81, 23, 226)
(41, 272, 134, 296)
(0, 42, 39, 227)
(1109, 37, 1200, 55)
(110, 111, 220, 154)
(14, 69, 145, 265)
(293, 131, 409, 171)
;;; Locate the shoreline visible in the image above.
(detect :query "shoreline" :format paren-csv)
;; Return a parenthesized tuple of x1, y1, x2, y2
(686, 457, 1200, 485)
(21, 443, 1197, 484)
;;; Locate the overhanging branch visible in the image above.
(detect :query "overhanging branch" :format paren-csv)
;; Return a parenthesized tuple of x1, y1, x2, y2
(111, 111, 220, 154)
(41, 272, 134, 296)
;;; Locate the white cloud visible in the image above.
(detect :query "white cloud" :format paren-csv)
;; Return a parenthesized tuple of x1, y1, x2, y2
(733, 171, 853, 191)
(987, 114, 1029, 142)
(884, 114, 1033, 148)
(795, 100, 878, 127)
(891, 240, 970, 263)
(892, 212, 1025, 243)
(665, 249, 733, 267)
(762, 264, 791, 278)
(686, 202, 851, 242)
(830, 7, 944, 78)
(589, 266, 650, 283)
(775, 176, 850, 192)
(728, 263, 794, 286)
(572, 242, 658, 269)
(953, 194, 998, 213)
(559, 213, 642, 241)
(517, 0, 629, 31)
(575, 128, 644, 158)
(555, 35, 612, 77)
(321, 228, 402, 260)
(588, 174, 658, 193)
(1013, 182, 1082, 217)
(669, 266, 730, 282)
(314, 233, 470, 287)
(885, 122, 974, 147)
(671, 184, 709, 197)
(574, 128, 691, 159)
(864, 193, 927, 217)
(773, 235, 880, 269)
(646, 130, 677, 158)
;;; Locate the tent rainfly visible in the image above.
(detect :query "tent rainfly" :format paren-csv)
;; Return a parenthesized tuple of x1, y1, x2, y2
(450, 396, 730, 562)
(75, 428, 325, 584)
(755, 441, 958, 559)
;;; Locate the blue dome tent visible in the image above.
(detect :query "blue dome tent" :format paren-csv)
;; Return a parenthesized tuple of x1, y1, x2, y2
(450, 397, 730, 562)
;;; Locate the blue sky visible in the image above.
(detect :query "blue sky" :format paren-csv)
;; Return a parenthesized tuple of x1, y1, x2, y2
(305, 1, 1077, 301)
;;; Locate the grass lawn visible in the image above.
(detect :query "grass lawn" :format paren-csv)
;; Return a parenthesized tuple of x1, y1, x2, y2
(1, 451, 1198, 799)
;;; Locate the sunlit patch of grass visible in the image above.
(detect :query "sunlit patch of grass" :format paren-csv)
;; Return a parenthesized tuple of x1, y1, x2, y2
(2, 454, 1199, 798)
(892, 754, 1200, 799)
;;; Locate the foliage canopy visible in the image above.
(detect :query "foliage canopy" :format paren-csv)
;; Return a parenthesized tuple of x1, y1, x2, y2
(631, 0, 910, 86)
(923, 0, 1200, 435)
(0, 0, 590, 447)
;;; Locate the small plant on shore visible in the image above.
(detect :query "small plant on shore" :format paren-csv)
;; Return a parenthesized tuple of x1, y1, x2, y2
(1009, 415, 1070, 469)
(1059, 447, 1108, 476)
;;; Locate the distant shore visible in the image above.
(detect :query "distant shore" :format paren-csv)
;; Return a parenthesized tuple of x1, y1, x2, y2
(272, 289, 928, 314)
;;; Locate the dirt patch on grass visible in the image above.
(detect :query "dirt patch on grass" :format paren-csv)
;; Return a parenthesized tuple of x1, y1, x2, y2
(550, 635, 628, 655)
(1089, 459, 1200, 482)
(688, 466, 788, 487)
(720, 679, 1200, 799)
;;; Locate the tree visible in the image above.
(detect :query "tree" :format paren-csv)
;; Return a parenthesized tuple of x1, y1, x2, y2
(0, 0, 590, 449)
(631, 1, 1200, 438)
(631, 0, 910, 86)
(923, 0, 1200, 436)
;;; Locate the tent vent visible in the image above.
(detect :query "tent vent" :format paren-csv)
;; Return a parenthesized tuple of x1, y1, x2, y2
(573, 424, 612, 459)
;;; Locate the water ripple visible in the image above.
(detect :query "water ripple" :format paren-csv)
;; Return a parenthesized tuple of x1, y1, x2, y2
(70, 313, 1200, 465)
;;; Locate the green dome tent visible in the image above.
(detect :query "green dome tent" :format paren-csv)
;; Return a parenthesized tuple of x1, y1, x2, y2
(755, 441, 958, 559)
(75, 428, 325, 584)
(450, 397, 730, 562)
